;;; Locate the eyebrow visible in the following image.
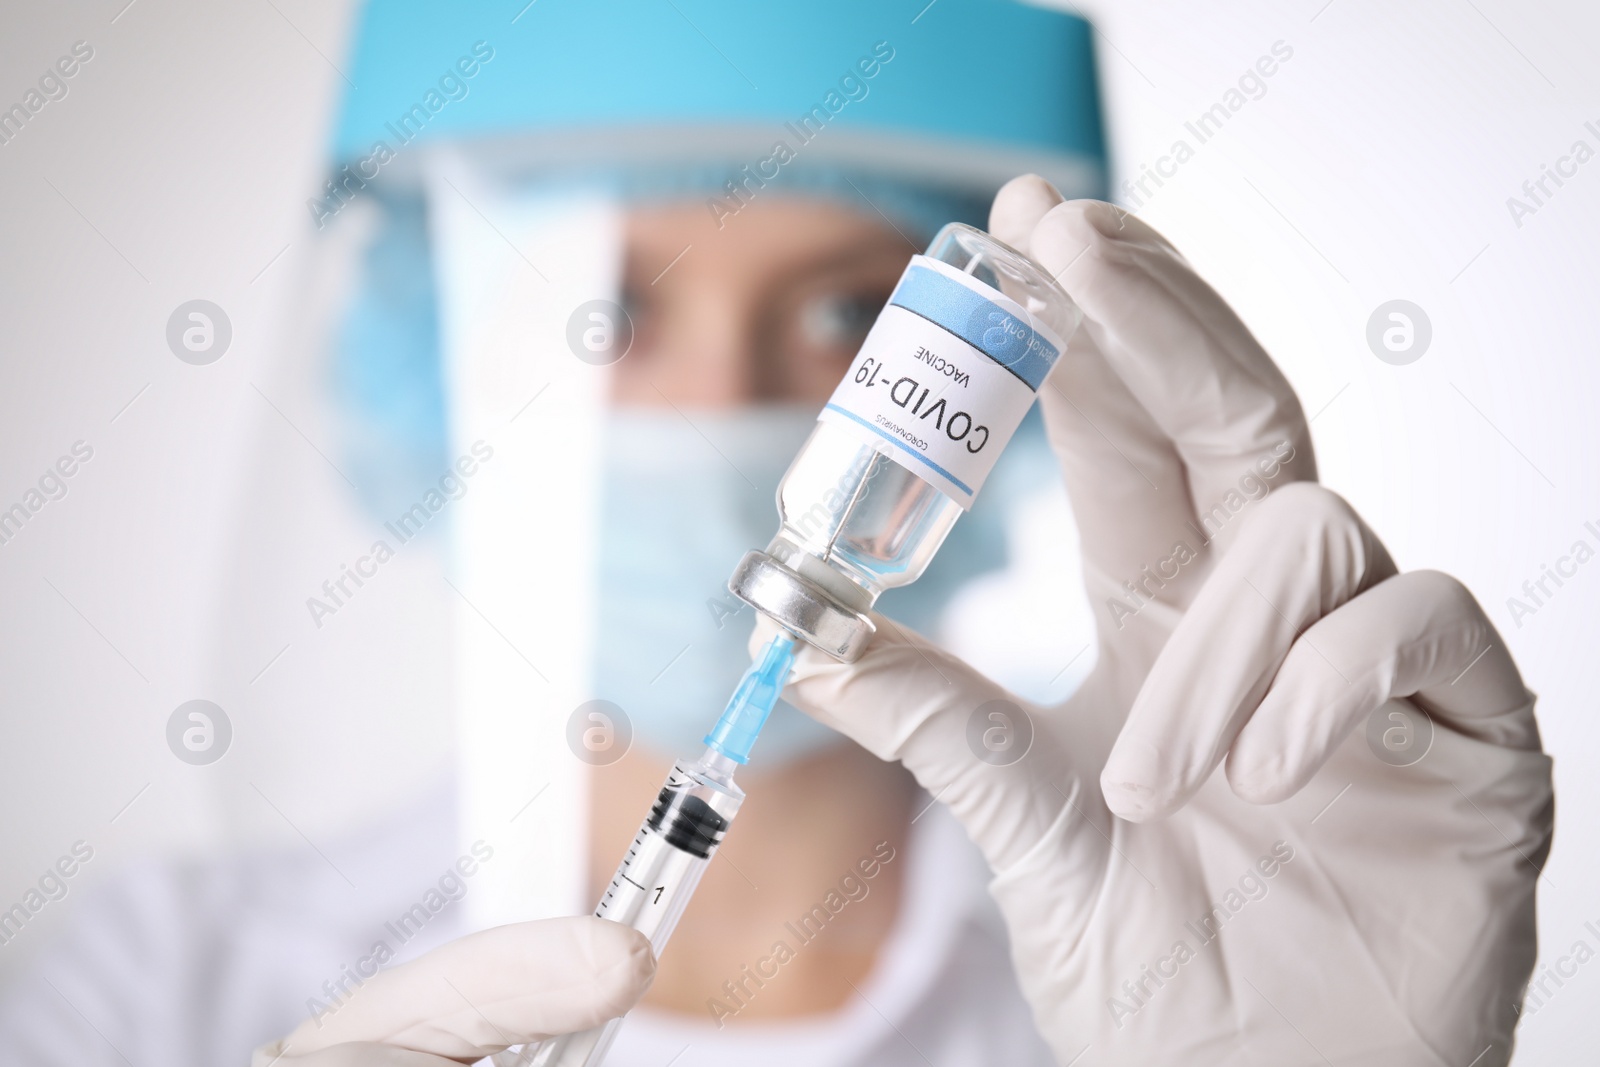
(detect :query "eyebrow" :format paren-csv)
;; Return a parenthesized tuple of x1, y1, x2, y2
(767, 232, 914, 290)
(620, 226, 913, 297)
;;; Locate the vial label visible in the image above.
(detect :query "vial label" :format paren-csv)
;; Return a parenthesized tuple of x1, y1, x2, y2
(818, 255, 1065, 507)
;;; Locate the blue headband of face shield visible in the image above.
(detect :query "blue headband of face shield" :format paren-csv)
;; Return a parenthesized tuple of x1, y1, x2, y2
(329, 0, 1106, 191)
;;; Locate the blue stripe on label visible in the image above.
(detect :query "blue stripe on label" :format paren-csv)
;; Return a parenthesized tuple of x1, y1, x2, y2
(890, 265, 1060, 391)
(823, 404, 974, 499)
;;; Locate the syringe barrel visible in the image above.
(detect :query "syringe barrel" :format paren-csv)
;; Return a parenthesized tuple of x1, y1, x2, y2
(598, 757, 742, 949)
(499, 755, 744, 1067)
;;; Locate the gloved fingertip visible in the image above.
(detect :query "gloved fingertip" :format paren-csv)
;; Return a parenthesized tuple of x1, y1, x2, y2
(575, 917, 657, 1016)
(1224, 752, 1296, 806)
(1025, 201, 1107, 284)
(1099, 780, 1162, 822)
(989, 174, 1063, 252)
(1099, 738, 1173, 822)
(1079, 198, 1140, 238)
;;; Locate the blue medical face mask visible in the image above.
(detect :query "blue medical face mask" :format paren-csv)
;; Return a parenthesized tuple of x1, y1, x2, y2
(591, 404, 1034, 767)
(592, 406, 841, 765)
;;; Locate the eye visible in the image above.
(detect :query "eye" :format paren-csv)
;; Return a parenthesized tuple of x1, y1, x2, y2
(796, 291, 885, 352)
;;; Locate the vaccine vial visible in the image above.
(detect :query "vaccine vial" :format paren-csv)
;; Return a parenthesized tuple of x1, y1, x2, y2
(728, 223, 1081, 661)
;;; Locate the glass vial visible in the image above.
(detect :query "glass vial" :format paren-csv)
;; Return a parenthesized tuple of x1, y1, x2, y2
(728, 223, 1080, 661)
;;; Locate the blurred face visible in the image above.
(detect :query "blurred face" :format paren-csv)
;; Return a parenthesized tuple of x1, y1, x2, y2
(613, 199, 915, 408)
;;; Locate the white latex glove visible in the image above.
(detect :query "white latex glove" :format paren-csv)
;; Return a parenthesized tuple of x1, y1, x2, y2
(759, 179, 1553, 1066)
(251, 917, 652, 1066)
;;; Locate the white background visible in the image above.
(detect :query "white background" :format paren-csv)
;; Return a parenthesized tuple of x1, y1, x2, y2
(0, 0, 1594, 1059)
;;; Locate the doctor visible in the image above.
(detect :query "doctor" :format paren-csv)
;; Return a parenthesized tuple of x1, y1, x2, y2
(4, 2, 1552, 1066)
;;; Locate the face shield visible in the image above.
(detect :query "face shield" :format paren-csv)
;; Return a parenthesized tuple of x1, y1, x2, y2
(306, 0, 1107, 931)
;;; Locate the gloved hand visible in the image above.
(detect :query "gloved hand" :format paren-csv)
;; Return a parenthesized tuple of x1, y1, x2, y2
(759, 178, 1554, 1066)
(250, 917, 652, 1066)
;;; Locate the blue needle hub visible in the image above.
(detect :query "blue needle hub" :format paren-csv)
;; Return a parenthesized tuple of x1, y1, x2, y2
(703, 631, 798, 764)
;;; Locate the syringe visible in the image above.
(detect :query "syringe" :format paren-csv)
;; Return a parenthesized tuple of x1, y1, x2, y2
(494, 630, 798, 1067)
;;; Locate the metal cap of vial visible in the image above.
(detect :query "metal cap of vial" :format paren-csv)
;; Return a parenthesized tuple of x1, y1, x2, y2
(727, 551, 875, 663)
